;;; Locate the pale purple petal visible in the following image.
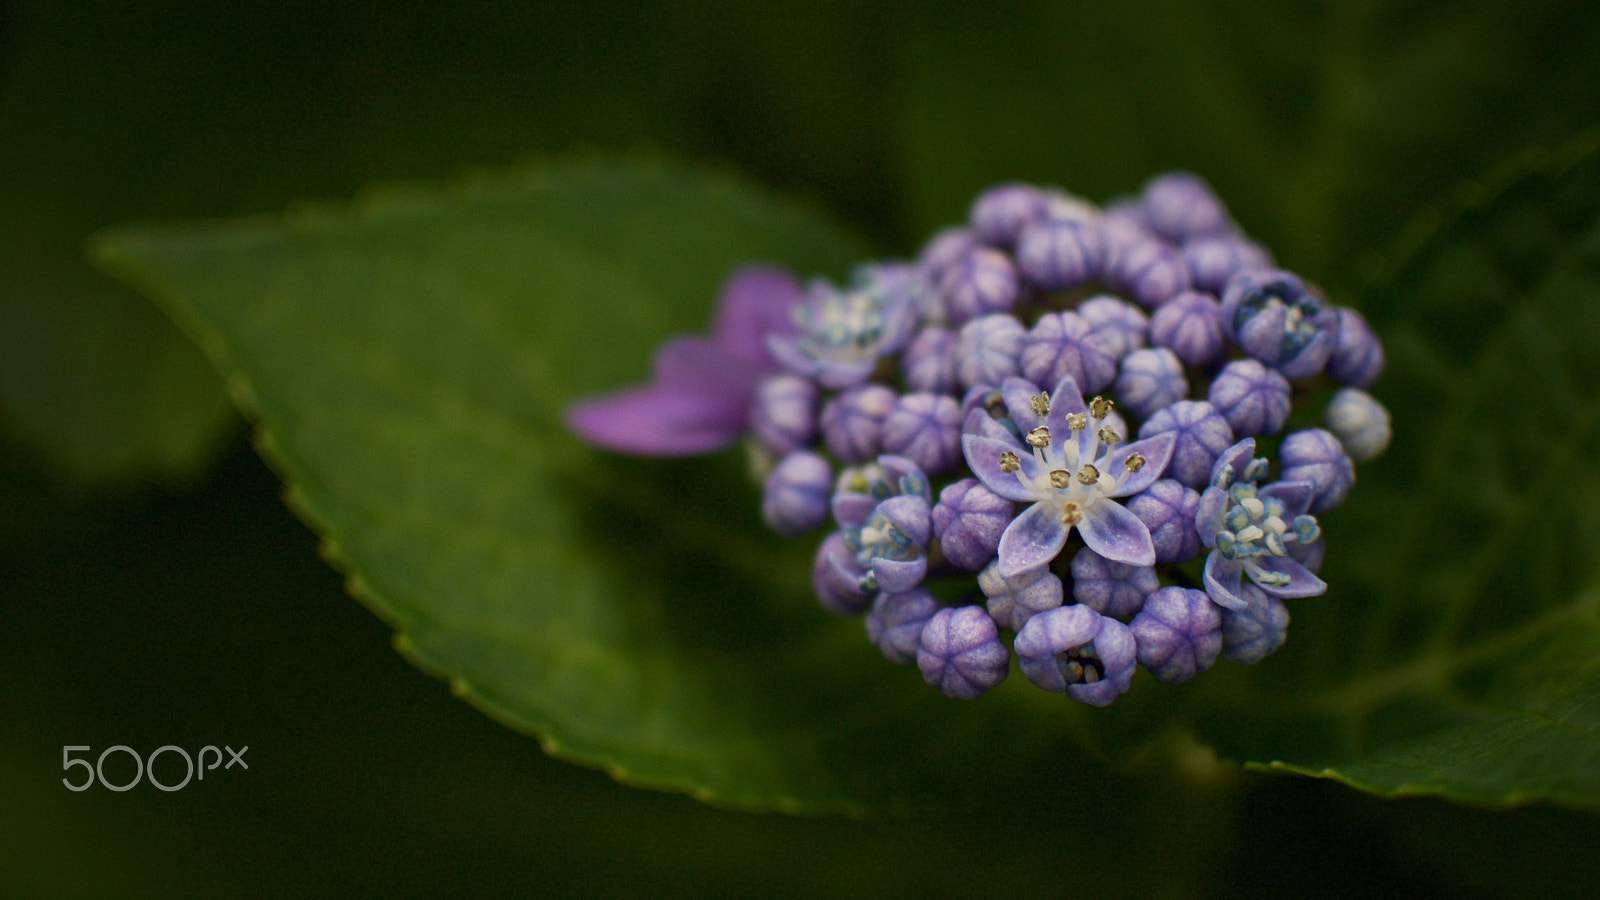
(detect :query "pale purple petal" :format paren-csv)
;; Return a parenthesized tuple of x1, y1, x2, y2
(1209, 437, 1257, 486)
(997, 502, 1072, 577)
(1258, 479, 1315, 518)
(1252, 556, 1327, 599)
(710, 266, 804, 366)
(830, 491, 876, 529)
(873, 556, 928, 594)
(1104, 432, 1176, 498)
(1078, 500, 1156, 567)
(1203, 552, 1248, 611)
(962, 434, 1039, 502)
(1001, 375, 1048, 429)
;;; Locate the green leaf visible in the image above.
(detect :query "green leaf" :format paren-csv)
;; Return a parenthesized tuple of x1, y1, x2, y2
(1189, 133, 1600, 808)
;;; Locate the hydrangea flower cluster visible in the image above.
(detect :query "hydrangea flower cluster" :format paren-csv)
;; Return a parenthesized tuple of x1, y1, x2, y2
(569, 172, 1390, 706)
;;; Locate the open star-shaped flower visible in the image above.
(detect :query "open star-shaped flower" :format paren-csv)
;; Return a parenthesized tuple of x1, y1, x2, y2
(1194, 438, 1327, 610)
(961, 373, 1175, 576)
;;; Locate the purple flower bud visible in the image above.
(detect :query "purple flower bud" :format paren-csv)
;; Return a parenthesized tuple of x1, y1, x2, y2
(1220, 581, 1289, 664)
(1014, 218, 1106, 291)
(931, 477, 1015, 571)
(1129, 586, 1222, 683)
(1182, 235, 1273, 294)
(1013, 605, 1137, 706)
(749, 373, 818, 456)
(939, 247, 1020, 324)
(1077, 295, 1149, 361)
(917, 606, 1011, 699)
(917, 226, 979, 281)
(1208, 359, 1292, 436)
(1326, 307, 1385, 388)
(1125, 479, 1203, 563)
(955, 313, 1025, 389)
(1114, 347, 1189, 421)
(1219, 270, 1340, 379)
(1149, 290, 1226, 368)
(819, 383, 897, 463)
(812, 531, 873, 616)
(866, 587, 940, 665)
(761, 451, 832, 536)
(1141, 172, 1231, 243)
(1018, 311, 1117, 394)
(978, 561, 1063, 632)
(1325, 387, 1391, 463)
(1107, 238, 1191, 310)
(969, 182, 1051, 247)
(902, 326, 959, 394)
(1101, 198, 1150, 238)
(1279, 428, 1355, 513)
(1137, 400, 1235, 489)
(880, 392, 963, 475)
(1070, 546, 1160, 620)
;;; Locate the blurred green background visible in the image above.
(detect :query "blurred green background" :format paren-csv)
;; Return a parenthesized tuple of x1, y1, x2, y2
(4, 1, 1599, 896)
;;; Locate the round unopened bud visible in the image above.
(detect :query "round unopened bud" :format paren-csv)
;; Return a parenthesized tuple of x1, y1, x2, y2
(1208, 359, 1292, 436)
(1013, 605, 1137, 706)
(1141, 171, 1231, 242)
(1014, 217, 1107, 291)
(812, 531, 873, 616)
(939, 247, 1020, 324)
(1019, 312, 1117, 394)
(917, 606, 1011, 699)
(866, 587, 941, 665)
(931, 478, 1015, 571)
(955, 313, 1025, 389)
(1280, 428, 1355, 513)
(1220, 581, 1290, 664)
(750, 373, 818, 457)
(1138, 400, 1234, 489)
(1327, 307, 1385, 388)
(1182, 235, 1273, 294)
(761, 451, 832, 536)
(881, 392, 963, 475)
(902, 326, 960, 394)
(1077, 295, 1150, 361)
(1325, 388, 1391, 463)
(1125, 479, 1203, 563)
(1149, 290, 1226, 368)
(1130, 586, 1223, 683)
(819, 384, 897, 463)
(1114, 347, 1189, 421)
(969, 182, 1052, 247)
(1107, 237, 1191, 309)
(978, 561, 1063, 632)
(1071, 546, 1160, 619)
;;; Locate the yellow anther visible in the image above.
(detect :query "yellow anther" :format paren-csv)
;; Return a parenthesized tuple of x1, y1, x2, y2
(1025, 426, 1051, 448)
(1060, 501, 1083, 525)
(1076, 464, 1100, 485)
(1097, 426, 1121, 445)
(1124, 452, 1146, 473)
(1030, 392, 1051, 417)
(1049, 469, 1072, 488)
(1090, 396, 1114, 419)
(999, 451, 1021, 473)
(1066, 412, 1088, 431)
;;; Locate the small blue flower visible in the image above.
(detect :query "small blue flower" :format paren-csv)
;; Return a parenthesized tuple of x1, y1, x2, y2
(1014, 218, 1107, 291)
(767, 263, 922, 389)
(1219, 269, 1340, 379)
(901, 326, 960, 394)
(1149, 289, 1226, 368)
(1070, 546, 1160, 620)
(1140, 171, 1232, 243)
(819, 383, 897, 463)
(749, 373, 818, 457)
(761, 450, 832, 536)
(1219, 581, 1290, 664)
(1114, 347, 1189, 421)
(1124, 478, 1203, 564)
(955, 313, 1025, 390)
(866, 587, 941, 665)
(1279, 428, 1355, 514)
(1137, 400, 1235, 489)
(811, 531, 874, 616)
(917, 606, 1011, 699)
(1325, 387, 1391, 463)
(1018, 312, 1118, 394)
(1208, 359, 1291, 437)
(1194, 438, 1327, 611)
(962, 374, 1177, 576)
(1077, 295, 1150, 361)
(1129, 586, 1223, 683)
(931, 477, 1015, 571)
(938, 246, 1020, 324)
(978, 561, 1064, 632)
(1013, 604, 1137, 706)
(833, 456, 935, 594)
